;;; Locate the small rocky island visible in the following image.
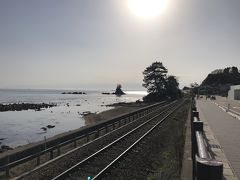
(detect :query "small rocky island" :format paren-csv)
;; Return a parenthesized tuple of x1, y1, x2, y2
(102, 84, 125, 96)
(61, 92, 86, 95)
(114, 84, 125, 95)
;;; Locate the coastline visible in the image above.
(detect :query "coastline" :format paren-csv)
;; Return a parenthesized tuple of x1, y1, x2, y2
(0, 89, 146, 150)
(0, 102, 147, 159)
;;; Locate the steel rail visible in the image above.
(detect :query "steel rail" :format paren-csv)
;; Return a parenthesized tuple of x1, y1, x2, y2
(1, 101, 163, 168)
(52, 100, 183, 180)
(13, 101, 173, 180)
(92, 101, 184, 179)
(0, 101, 168, 174)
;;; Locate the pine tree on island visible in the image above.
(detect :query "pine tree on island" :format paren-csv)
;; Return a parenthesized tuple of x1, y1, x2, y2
(114, 84, 125, 95)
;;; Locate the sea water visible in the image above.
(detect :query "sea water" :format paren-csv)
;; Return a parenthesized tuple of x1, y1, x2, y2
(0, 89, 146, 148)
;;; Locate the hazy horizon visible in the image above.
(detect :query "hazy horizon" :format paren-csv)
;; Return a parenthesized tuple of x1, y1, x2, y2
(1, 0, 240, 90)
(0, 87, 147, 91)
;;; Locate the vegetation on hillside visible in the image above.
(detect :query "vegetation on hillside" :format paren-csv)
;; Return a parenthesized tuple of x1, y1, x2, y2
(202, 66, 240, 86)
(193, 66, 240, 96)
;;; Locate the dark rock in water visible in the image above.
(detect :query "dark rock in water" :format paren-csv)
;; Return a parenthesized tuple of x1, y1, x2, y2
(76, 104, 81, 106)
(102, 92, 111, 95)
(0, 138, 5, 141)
(61, 92, 86, 95)
(114, 84, 125, 96)
(0, 103, 56, 112)
(41, 127, 47, 131)
(47, 125, 55, 129)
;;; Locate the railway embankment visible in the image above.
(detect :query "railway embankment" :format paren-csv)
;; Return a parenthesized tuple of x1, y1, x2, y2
(0, 99, 192, 180)
(0, 101, 162, 179)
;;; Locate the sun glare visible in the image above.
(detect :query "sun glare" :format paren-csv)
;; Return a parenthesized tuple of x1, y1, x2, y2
(127, 0, 169, 18)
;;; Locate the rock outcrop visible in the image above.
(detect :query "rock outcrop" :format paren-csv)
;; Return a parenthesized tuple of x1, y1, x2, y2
(0, 103, 56, 112)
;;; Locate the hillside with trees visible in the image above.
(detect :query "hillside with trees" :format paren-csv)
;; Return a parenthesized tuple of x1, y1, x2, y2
(199, 66, 240, 96)
(202, 66, 240, 86)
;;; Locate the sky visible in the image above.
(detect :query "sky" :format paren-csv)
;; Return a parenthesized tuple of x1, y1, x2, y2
(0, 0, 240, 90)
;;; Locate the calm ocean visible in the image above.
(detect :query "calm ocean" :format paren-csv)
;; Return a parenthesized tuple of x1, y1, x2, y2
(0, 89, 147, 148)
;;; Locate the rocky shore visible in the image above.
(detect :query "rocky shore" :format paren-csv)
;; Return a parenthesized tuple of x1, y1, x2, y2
(0, 102, 146, 157)
(0, 103, 56, 112)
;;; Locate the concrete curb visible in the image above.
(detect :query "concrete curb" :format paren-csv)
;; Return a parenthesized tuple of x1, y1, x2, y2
(181, 104, 193, 180)
(213, 102, 240, 121)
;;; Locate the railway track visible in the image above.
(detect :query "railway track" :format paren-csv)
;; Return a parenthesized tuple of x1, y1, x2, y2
(54, 100, 184, 180)
(15, 100, 184, 180)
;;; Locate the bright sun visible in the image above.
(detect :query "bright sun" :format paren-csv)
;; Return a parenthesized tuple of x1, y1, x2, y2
(127, 0, 169, 18)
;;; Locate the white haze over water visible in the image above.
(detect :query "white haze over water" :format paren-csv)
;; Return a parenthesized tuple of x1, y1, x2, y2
(0, 89, 146, 148)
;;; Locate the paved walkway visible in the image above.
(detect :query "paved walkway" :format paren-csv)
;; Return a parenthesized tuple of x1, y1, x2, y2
(197, 99, 240, 179)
